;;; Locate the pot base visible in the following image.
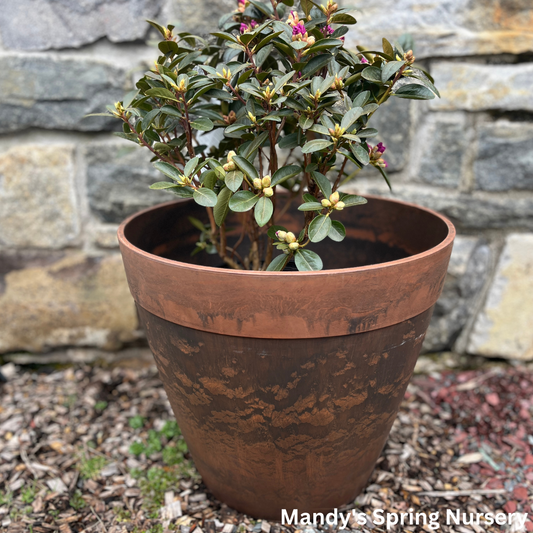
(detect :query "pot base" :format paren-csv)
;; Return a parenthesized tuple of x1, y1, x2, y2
(139, 305, 433, 520)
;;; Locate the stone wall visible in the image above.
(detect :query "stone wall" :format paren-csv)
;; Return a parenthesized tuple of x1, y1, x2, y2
(0, 0, 532, 360)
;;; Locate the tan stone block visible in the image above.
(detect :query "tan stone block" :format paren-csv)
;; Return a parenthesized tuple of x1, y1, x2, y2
(468, 234, 533, 361)
(0, 145, 79, 248)
(0, 252, 138, 353)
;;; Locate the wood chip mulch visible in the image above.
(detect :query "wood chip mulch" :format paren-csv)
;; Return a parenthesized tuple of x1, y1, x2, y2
(0, 360, 531, 533)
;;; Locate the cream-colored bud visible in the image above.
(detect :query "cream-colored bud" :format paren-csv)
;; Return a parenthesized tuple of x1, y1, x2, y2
(253, 178, 263, 190)
(335, 201, 345, 210)
(248, 111, 256, 122)
(276, 230, 287, 241)
(262, 176, 271, 188)
(285, 232, 297, 244)
(306, 36, 315, 47)
(321, 199, 332, 208)
(227, 150, 237, 162)
(223, 161, 236, 171)
(263, 187, 274, 197)
(289, 242, 300, 251)
(329, 191, 340, 204)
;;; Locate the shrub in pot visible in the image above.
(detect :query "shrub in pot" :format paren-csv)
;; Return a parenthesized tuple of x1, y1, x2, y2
(96, 0, 455, 519)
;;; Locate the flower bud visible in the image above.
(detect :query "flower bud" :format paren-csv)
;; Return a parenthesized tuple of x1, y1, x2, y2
(253, 178, 263, 190)
(329, 191, 340, 204)
(223, 161, 236, 171)
(227, 150, 237, 162)
(289, 242, 300, 251)
(263, 187, 274, 197)
(335, 201, 345, 211)
(306, 36, 315, 47)
(262, 176, 271, 188)
(285, 232, 297, 244)
(321, 199, 332, 208)
(248, 111, 257, 123)
(276, 230, 287, 241)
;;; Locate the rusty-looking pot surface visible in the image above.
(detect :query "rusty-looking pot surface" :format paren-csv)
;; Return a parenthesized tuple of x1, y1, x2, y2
(118, 196, 455, 519)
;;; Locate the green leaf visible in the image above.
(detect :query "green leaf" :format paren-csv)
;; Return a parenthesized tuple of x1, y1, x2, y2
(352, 91, 370, 108)
(306, 38, 343, 55)
(229, 190, 260, 212)
(233, 156, 259, 181)
(225, 171, 244, 192)
(271, 165, 301, 186)
(256, 44, 274, 68)
(350, 144, 370, 166)
(295, 249, 323, 271)
(302, 54, 332, 77)
(123, 90, 139, 109)
(377, 165, 393, 191)
(341, 107, 364, 131)
(145, 87, 179, 102)
(311, 171, 332, 198)
(274, 71, 296, 93)
(254, 196, 274, 227)
(153, 161, 183, 182)
(361, 66, 382, 83)
(328, 220, 346, 242)
(243, 131, 269, 159)
(212, 32, 239, 43)
(382, 38, 394, 58)
(308, 215, 332, 243)
(147, 19, 167, 37)
(193, 188, 217, 207)
(266, 254, 290, 271)
(330, 13, 357, 24)
(298, 202, 323, 212)
(201, 169, 218, 190)
(172, 188, 194, 198)
(214, 187, 233, 226)
(160, 105, 182, 118)
(149, 182, 180, 190)
(303, 193, 318, 203)
(382, 60, 405, 82)
(184, 156, 200, 177)
(394, 84, 436, 100)
(254, 31, 284, 52)
(188, 216, 207, 232)
(341, 194, 368, 207)
(300, 0, 315, 17)
(190, 117, 214, 131)
(358, 128, 379, 138)
(278, 132, 300, 149)
(302, 140, 333, 154)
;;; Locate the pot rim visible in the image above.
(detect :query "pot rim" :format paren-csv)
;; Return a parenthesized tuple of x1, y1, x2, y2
(118, 194, 455, 276)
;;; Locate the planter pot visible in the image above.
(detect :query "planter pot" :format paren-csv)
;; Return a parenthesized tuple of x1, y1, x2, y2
(118, 195, 455, 519)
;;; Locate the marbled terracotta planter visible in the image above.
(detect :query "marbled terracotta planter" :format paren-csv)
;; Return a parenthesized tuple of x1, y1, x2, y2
(118, 195, 455, 519)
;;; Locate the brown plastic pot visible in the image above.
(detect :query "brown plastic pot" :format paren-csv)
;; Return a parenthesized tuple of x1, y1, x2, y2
(118, 195, 455, 520)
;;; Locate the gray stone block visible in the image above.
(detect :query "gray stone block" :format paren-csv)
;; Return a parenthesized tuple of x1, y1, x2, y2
(0, 55, 128, 132)
(368, 97, 412, 173)
(474, 120, 533, 191)
(0, 144, 80, 249)
(468, 233, 533, 361)
(413, 113, 467, 188)
(85, 141, 173, 223)
(429, 62, 533, 112)
(423, 236, 491, 353)
(0, 0, 162, 51)
(342, 0, 533, 58)
(168, 0, 236, 35)
(345, 180, 533, 231)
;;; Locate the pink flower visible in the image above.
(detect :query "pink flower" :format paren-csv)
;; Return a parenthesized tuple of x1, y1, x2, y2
(325, 25, 334, 36)
(376, 142, 386, 154)
(250, 20, 258, 28)
(240, 23, 249, 33)
(361, 56, 369, 64)
(293, 22, 307, 36)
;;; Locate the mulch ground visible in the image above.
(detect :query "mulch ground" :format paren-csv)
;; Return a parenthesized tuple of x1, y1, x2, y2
(0, 358, 532, 533)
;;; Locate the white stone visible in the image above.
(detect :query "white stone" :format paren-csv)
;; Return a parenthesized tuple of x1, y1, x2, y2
(429, 62, 533, 112)
(468, 233, 533, 361)
(343, 0, 533, 58)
